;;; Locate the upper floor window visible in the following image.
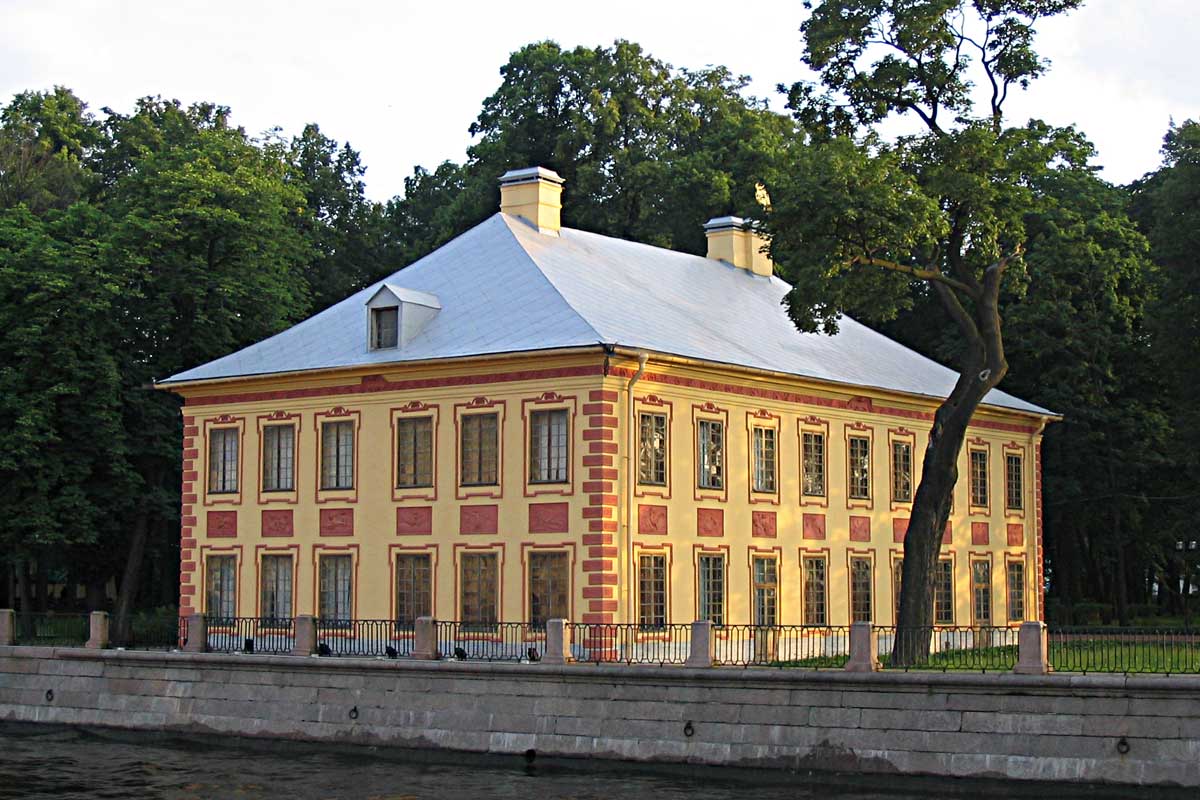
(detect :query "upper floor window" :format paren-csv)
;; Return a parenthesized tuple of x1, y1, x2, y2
(529, 408, 568, 484)
(396, 417, 434, 488)
(262, 424, 294, 492)
(970, 449, 989, 507)
(697, 420, 724, 490)
(320, 421, 355, 490)
(208, 428, 239, 494)
(891, 440, 912, 503)
(752, 427, 777, 493)
(802, 431, 826, 497)
(638, 412, 667, 485)
(697, 553, 724, 626)
(1005, 453, 1024, 510)
(848, 436, 871, 500)
(460, 413, 499, 486)
(371, 306, 398, 350)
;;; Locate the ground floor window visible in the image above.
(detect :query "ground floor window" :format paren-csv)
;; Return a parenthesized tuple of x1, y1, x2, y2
(972, 560, 993, 626)
(934, 559, 955, 625)
(850, 557, 873, 623)
(752, 556, 778, 626)
(259, 555, 292, 622)
(461, 552, 498, 629)
(803, 556, 827, 625)
(529, 551, 570, 627)
(206, 555, 236, 621)
(697, 554, 724, 626)
(1007, 561, 1026, 623)
(319, 555, 353, 626)
(639, 553, 667, 629)
(395, 553, 432, 626)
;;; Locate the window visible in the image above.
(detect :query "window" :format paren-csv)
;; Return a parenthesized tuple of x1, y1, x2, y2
(935, 559, 955, 625)
(752, 427, 776, 493)
(892, 560, 904, 623)
(529, 551, 570, 627)
(320, 421, 355, 490)
(318, 555, 353, 624)
(371, 306, 398, 349)
(1007, 561, 1026, 623)
(752, 556, 778, 626)
(260, 555, 292, 621)
(639, 412, 667, 485)
(206, 555, 237, 621)
(208, 428, 238, 494)
(1006, 453, 1024, 510)
(395, 553, 432, 626)
(697, 420, 724, 490)
(850, 557, 872, 622)
(638, 553, 667, 629)
(529, 409, 569, 484)
(460, 552, 498, 629)
(891, 440, 912, 503)
(396, 417, 433, 488)
(848, 436, 871, 500)
(972, 560, 992, 626)
(262, 424, 294, 492)
(802, 432, 826, 497)
(460, 413, 499, 486)
(802, 556, 827, 625)
(697, 554, 724, 626)
(970, 449, 989, 507)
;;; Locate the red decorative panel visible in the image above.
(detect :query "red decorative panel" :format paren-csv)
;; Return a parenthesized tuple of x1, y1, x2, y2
(460, 505, 498, 535)
(892, 518, 908, 543)
(529, 502, 569, 533)
(396, 506, 433, 536)
(751, 510, 777, 538)
(261, 509, 293, 538)
(638, 504, 668, 535)
(206, 510, 237, 538)
(1008, 522, 1024, 547)
(943, 522, 953, 545)
(697, 508, 724, 537)
(319, 508, 354, 537)
(972, 522, 990, 546)
(802, 513, 826, 540)
(849, 516, 872, 542)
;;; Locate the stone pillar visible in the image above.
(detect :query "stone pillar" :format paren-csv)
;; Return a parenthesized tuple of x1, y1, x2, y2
(686, 620, 714, 668)
(844, 621, 881, 672)
(0, 609, 14, 646)
(412, 616, 437, 660)
(292, 615, 317, 656)
(183, 614, 207, 653)
(541, 618, 571, 665)
(1014, 620, 1049, 674)
(86, 611, 109, 649)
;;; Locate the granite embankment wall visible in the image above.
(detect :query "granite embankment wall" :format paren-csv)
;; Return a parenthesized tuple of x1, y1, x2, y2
(1, 645, 1198, 788)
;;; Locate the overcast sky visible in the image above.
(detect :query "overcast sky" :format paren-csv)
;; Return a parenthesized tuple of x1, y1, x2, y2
(2, 0, 1196, 201)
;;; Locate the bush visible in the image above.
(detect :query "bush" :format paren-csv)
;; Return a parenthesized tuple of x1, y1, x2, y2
(1072, 602, 1114, 626)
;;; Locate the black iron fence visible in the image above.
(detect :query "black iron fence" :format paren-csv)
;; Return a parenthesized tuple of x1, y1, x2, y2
(1048, 627, 1200, 675)
(434, 621, 540, 661)
(12, 613, 89, 646)
(714, 625, 850, 668)
(875, 625, 1020, 671)
(316, 619, 415, 658)
(113, 610, 187, 650)
(565, 622, 691, 665)
(204, 616, 294, 655)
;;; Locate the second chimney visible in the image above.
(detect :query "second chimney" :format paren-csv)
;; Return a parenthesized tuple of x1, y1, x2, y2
(703, 216, 772, 277)
(499, 166, 564, 235)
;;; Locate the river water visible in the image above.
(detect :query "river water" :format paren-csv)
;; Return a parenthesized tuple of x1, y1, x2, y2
(0, 723, 1182, 799)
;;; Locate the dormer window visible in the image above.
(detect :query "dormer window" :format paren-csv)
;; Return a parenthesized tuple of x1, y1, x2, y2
(371, 306, 398, 350)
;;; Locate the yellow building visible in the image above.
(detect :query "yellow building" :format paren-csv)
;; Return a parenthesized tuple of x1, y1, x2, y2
(160, 166, 1054, 640)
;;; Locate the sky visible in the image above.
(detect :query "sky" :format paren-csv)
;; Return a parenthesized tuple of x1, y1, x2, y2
(1, 0, 1196, 201)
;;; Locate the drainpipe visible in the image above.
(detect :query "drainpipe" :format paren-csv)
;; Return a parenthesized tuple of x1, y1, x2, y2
(624, 353, 649, 625)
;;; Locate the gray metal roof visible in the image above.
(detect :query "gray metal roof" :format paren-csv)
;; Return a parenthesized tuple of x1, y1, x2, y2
(162, 213, 1051, 416)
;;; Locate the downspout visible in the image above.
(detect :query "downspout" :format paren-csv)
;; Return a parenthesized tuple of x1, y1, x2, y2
(624, 352, 649, 625)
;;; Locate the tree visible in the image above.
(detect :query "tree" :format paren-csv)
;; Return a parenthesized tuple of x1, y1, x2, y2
(765, 0, 1083, 663)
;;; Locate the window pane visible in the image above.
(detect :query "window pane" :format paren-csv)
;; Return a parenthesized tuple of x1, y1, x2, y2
(529, 551, 570, 627)
(639, 413, 667, 485)
(802, 432, 826, 497)
(803, 557, 826, 625)
(1006, 453, 1024, 510)
(848, 436, 871, 500)
(461, 413, 499, 486)
(698, 554, 724, 626)
(208, 429, 238, 493)
(319, 556, 353, 623)
(638, 554, 666, 628)
(206, 555, 237, 620)
(970, 450, 989, 507)
(262, 425, 294, 491)
(260, 555, 292, 620)
(972, 560, 992, 625)
(698, 420, 723, 490)
(372, 306, 398, 349)
(753, 557, 778, 626)
(891, 441, 912, 503)
(397, 417, 433, 488)
(935, 560, 955, 625)
(530, 409, 568, 483)
(321, 421, 354, 490)
(850, 558, 872, 622)
(1007, 562, 1026, 623)
(753, 427, 776, 493)
(395, 554, 432, 625)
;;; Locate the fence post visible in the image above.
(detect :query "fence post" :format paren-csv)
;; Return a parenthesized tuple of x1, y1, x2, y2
(844, 622, 880, 672)
(412, 616, 437, 660)
(183, 614, 207, 653)
(0, 609, 13, 646)
(542, 618, 570, 665)
(686, 620, 714, 668)
(1014, 620, 1049, 674)
(86, 611, 109, 649)
(292, 615, 317, 656)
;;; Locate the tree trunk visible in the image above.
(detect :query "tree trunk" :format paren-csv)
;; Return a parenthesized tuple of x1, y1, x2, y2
(15, 559, 32, 613)
(112, 511, 149, 646)
(34, 552, 48, 612)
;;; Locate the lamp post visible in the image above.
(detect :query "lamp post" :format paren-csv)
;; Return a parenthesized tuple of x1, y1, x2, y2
(1176, 540, 1198, 627)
